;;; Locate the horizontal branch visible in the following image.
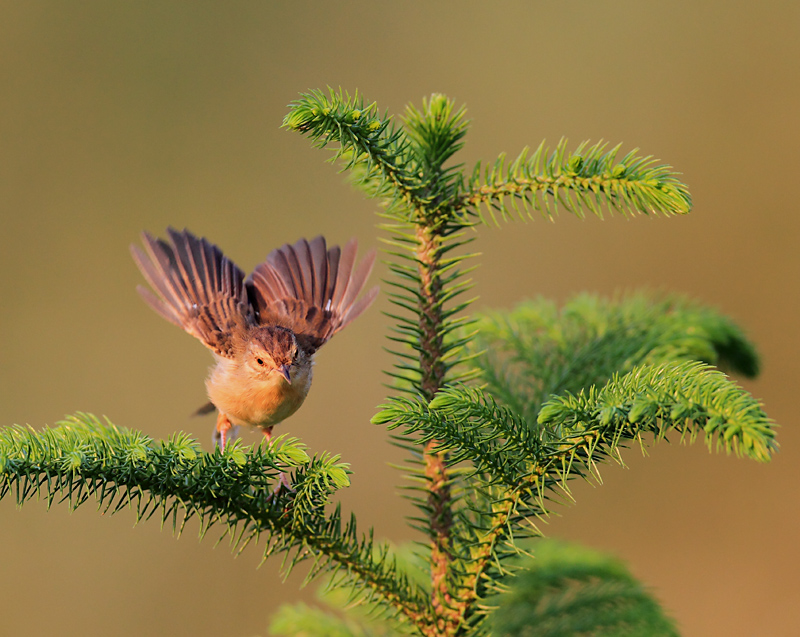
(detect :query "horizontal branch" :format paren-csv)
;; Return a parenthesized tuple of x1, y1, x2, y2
(461, 139, 691, 223)
(538, 360, 777, 462)
(373, 387, 535, 489)
(0, 414, 431, 623)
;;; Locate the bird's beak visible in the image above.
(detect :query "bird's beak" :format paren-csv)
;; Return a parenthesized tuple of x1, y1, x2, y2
(278, 364, 292, 384)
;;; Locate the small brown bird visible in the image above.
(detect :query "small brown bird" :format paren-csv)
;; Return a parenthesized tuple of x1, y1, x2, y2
(131, 228, 378, 450)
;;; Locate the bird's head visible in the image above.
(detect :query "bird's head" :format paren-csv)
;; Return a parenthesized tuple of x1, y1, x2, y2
(245, 326, 299, 384)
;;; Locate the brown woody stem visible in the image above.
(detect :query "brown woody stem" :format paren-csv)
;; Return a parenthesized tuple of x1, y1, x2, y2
(415, 224, 460, 635)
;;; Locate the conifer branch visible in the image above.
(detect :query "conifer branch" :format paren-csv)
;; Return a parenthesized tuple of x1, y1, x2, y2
(413, 216, 458, 632)
(373, 388, 532, 489)
(377, 360, 775, 494)
(283, 89, 425, 220)
(374, 360, 775, 628)
(0, 414, 431, 623)
(538, 360, 777, 462)
(461, 140, 692, 223)
(285, 91, 709, 635)
(469, 293, 760, 424)
(488, 540, 679, 636)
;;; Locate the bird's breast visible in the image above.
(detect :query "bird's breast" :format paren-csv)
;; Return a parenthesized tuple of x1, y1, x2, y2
(205, 358, 313, 429)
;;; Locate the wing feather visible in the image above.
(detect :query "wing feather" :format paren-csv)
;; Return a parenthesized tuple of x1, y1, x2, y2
(131, 228, 253, 357)
(247, 236, 378, 352)
(339, 247, 376, 315)
(309, 236, 328, 308)
(324, 245, 340, 305)
(330, 239, 357, 312)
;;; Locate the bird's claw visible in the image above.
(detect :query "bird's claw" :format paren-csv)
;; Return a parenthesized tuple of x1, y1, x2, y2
(267, 471, 296, 502)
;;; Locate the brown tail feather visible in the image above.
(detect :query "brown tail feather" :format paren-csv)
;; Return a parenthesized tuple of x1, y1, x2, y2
(192, 401, 217, 417)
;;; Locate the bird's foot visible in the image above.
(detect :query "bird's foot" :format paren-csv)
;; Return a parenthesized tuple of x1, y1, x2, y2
(214, 413, 239, 451)
(258, 426, 295, 498)
(276, 471, 295, 494)
(265, 472, 295, 503)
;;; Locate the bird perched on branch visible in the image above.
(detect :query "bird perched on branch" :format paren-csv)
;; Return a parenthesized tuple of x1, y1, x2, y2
(131, 228, 378, 450)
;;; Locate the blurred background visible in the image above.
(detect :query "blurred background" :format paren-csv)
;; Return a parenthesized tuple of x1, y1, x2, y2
(1, 2, 798, 635)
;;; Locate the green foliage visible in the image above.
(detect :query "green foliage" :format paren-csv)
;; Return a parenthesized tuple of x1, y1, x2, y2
(268, 539, 678, 637)
(269, 603, 392, 637)
(2, 89, 778, 636)
(270, 544, 429, 637)
(538, 361, 776, 462)
(283, 89, 472, 226)
(469, 293, 760, 424)
(464, 139, 691, 225)
(282, 88, 691, 227)
(269, 540, 678, 637)
(0, 414, 428, 622)
(377, 357, 774, 493)
(372, 358, 774, 619)
(487, 540, 679, 637)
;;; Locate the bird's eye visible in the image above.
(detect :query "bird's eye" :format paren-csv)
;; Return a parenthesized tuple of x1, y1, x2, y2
(256, 358, 264, 366)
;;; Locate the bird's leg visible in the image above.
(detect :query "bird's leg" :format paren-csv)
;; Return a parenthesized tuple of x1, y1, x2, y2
(215, 412, 233, 451)
(262, 426, 294, 494)
(276, 472, 294, 492)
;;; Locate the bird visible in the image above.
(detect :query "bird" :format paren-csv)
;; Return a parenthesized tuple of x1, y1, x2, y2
(131, 228, 378, 451)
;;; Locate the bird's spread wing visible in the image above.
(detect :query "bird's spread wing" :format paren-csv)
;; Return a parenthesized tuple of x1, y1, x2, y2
(131, 228, 254, 358)
(246, 236, 378, 352)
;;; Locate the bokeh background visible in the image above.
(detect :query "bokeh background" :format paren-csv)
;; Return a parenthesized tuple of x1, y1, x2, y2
(1, 2, 798, 635)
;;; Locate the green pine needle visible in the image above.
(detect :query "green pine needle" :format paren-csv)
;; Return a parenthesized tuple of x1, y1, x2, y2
(463, 140, 691, 224)
(538, 360, 777, 462)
